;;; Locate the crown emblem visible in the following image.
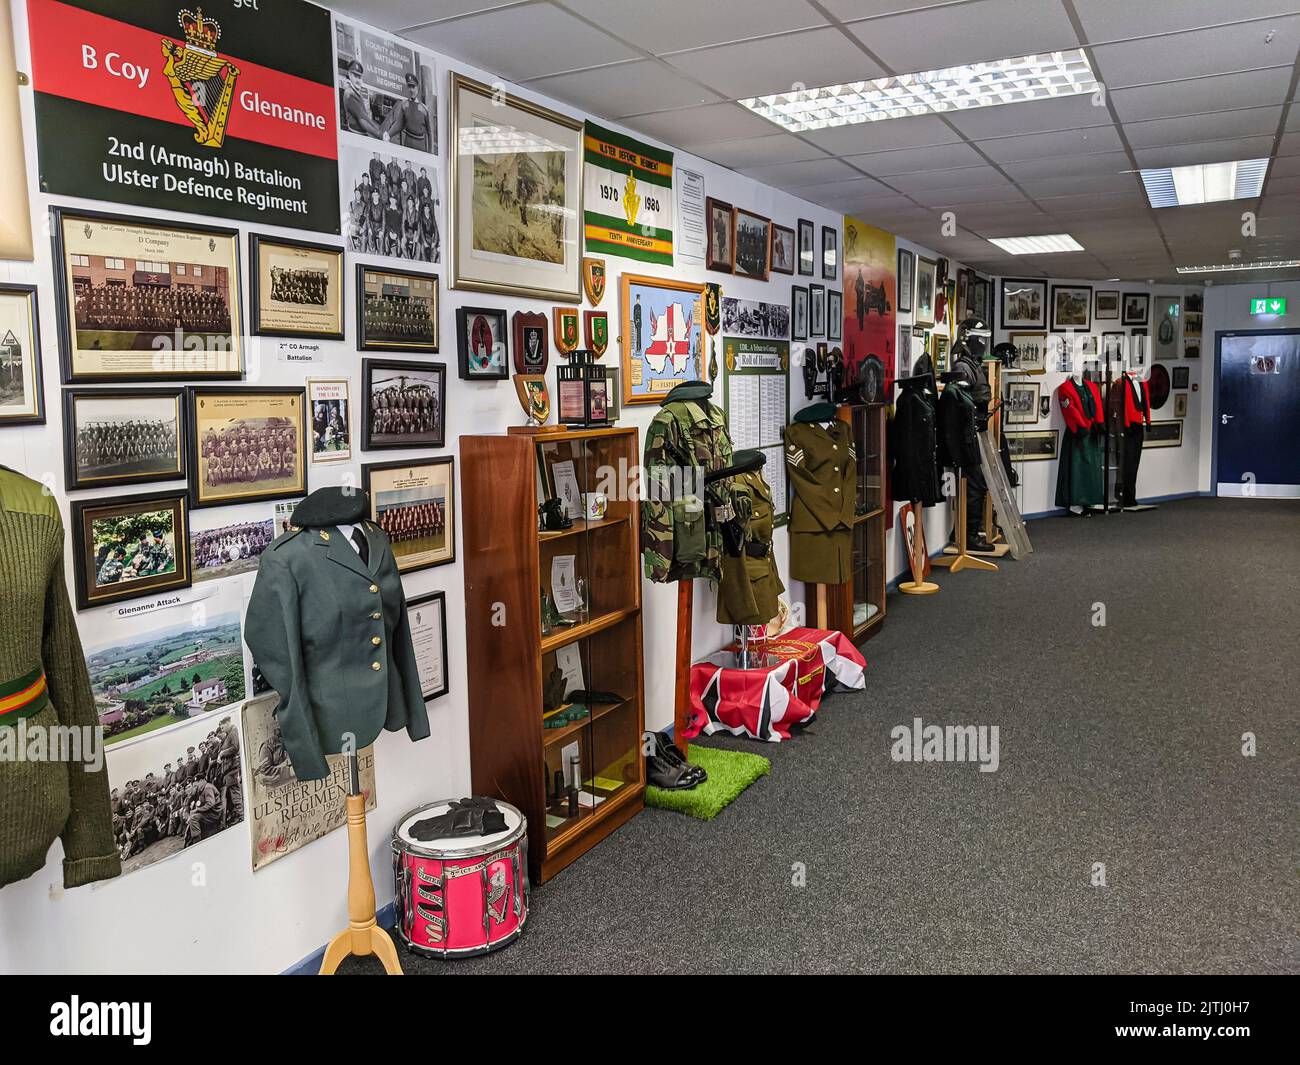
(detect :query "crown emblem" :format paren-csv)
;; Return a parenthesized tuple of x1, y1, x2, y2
(179, 8, 221, 52)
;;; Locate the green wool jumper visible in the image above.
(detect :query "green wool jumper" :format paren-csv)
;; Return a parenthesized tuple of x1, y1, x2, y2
(0, 466, 121, 889)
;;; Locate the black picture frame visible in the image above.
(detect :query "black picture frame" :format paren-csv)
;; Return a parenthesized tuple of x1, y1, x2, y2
(821, 225, 838, 280)
(732, 207, 771, 281)
(827, 290, 842, 341)
(896, 248, 915, 314)
(361, 455, 456, 573)
(71, 488, 191, 611)
(798, 218, 815, 276)
(1050, 284, 1093, 332)
(791, 285, 808, 342)
(50, 205, 244, 384)
(455, 306, 510, 380)
(810, 283, 825, 337)
(63, 387, 187, 491)
(705, 196, 734, 273)
(362, 358, 446, 450)
(770, 223, 796, 275)
(0, 283, 45, 426)
(405, 590, 450, 701)
(186, 385, 309, 509)
(999, 277, 1048, 330)
(247, 232, 345, 341)
(1172, 365, 1190, 389)
(356, 263, 439, 354)
(1122, 292, 1150, 326)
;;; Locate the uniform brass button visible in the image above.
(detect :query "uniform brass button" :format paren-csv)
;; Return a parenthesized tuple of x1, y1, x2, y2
(833, 466, 839, 473)
(371, 662, 381, 671)
(371, 612, 381, 620)
(834, 487, 840, 493)
(832, 444, 838, 450)
(371, 636, 382, 646)
(369, 583, 379, 593)
(320, 531, 330, 541)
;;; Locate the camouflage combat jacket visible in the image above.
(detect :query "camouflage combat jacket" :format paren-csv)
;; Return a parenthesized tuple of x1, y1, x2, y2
(641, 382, 734, 583)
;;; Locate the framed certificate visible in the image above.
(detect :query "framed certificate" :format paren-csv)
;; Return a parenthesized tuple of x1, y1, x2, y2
(405, 590, 448, 701)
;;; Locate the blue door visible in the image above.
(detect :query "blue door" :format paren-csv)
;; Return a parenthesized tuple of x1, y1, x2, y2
(1215, 330, 1300, 497)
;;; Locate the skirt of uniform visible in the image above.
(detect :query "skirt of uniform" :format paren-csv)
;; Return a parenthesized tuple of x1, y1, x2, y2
(1055, 428, 1104, 508)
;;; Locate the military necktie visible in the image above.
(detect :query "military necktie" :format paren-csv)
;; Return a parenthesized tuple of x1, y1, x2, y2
(351, 527, 369, 565)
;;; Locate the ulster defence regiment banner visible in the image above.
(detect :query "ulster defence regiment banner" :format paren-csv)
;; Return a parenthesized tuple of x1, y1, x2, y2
(583, 121, 672, 265)
(27, 0, 340, 233)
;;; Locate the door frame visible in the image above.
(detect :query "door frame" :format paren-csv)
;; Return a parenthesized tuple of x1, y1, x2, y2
(1211, 327, 1300, 495)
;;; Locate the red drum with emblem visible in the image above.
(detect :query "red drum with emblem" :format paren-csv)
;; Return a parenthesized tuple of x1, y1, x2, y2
(391, 799, 529, 958)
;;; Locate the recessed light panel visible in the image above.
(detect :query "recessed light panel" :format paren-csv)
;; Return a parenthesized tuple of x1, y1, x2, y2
(739, 50, 1098, 132)
(987, 234, 1084, 255)
(1140, 159, 1269, 208)
(1176, 260, 1300, 274)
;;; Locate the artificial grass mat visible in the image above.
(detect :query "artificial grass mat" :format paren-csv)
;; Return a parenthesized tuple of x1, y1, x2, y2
(645, 744, 770, 820)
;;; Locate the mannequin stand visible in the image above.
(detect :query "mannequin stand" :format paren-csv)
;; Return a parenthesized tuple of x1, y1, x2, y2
(673, 581, 694, 758)
(319, 752, 403, 976)
(898, 502, 939, 595)
(933, 476, 998, 574)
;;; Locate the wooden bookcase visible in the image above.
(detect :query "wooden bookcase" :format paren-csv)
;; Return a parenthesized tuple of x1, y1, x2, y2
(461, 426, 645, 883)
(827, 401, 887, 644)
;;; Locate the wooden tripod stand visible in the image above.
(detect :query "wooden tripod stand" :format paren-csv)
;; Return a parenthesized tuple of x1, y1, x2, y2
(932, 476, 999, 574)
(318, 752, 403, 976)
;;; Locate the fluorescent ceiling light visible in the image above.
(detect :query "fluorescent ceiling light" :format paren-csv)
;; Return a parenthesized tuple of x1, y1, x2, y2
(739, 50, 1098, 132)
(1176, 260, 1300, 274)
(987, 233, 1084, 255)
(1140, 158, 1269, 207)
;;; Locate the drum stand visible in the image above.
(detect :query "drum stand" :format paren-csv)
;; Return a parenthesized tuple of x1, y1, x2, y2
(319, 752, 403, 976)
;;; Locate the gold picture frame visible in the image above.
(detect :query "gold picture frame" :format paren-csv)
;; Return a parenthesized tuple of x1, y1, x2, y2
(187, 386, 308, 509)
(0, 5, 31, 260)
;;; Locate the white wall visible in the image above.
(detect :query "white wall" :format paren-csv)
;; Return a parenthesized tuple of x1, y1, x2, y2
(0, 0, 841, 974)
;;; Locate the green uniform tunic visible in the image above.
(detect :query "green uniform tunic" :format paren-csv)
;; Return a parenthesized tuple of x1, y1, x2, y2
(717, 468, 784, 626)
(784, 419, 857, 584)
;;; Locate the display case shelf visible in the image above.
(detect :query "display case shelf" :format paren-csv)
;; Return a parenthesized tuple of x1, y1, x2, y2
(538, 514, 629, 542)
(827, 401, 887, 644)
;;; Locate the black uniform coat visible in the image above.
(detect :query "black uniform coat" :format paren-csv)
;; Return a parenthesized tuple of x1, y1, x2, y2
(245, 495, 429, 781)
(890, 378, 941, 506)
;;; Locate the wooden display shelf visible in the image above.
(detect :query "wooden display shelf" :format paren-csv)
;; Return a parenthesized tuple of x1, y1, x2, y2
(540, 606, 637, 654)
(826, 402, 888, 646)
(538, 514, 628, 542)
(541, 697, 630, 747)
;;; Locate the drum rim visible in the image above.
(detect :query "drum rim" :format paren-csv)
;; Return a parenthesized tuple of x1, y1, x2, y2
(391, 797, 527, 858)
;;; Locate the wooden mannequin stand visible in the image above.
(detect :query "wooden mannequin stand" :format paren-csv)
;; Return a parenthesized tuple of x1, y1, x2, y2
(673, 581, 694, 759)
(932, 476, 999, 574)
(319, 752, 403, 976)
(898, 502, 940, 595)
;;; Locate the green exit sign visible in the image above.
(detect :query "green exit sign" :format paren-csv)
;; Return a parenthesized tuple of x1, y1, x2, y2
(1250, 297, 1287, 315)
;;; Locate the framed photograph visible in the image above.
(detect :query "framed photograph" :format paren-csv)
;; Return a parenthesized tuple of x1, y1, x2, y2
(1046, 333, 1072, 374)
(705, 196, 734, 273)
(1174, 393, 1188, 418)
(999, 278, 1047, 330)
(190, 504, 275, 584)
(1050, 284, 1092, 332)
(307, 378, 351, 464)
(1094, 289, 1120, 321)
(603, 364, 622, 423)
(972, 276, 991, 324)
(357, 265, 438, 353)
(620, 273, 704, 406)
(1009, 332, 1047, 374)
(956, 268, 971, 322)
(1153, 295, 1181, 360)
(915, 257, 937, 328)
(449, 73, 583, 301)
(732, 207, 771, 281)
(1172, 365, 1190, 389)
(890, 250, 912, 318)
(1130, 328, 1148, 368)
(791, 286, 809, 342)
(1004, 429, 1058, 462)
(1145, 420, 1183, 448)
(0, 284, 42, 426)
(63, 388, 185, 491)
(827, 290, 843, 341)
(405, 590, 449, 701)
(248, 234, 344, 341)
(71, 489, 190, 610)
(512, 310, 549, 375)
(821, 225, 838, 280)
(798, 218, 815, 276)
(810, 284, 826, 337)
(1005, 380, 1040, 424)
(362, 359, 446, 449)
(362, 456, 456, 573)
(1122, 292, 1150, 326)
(51, 206, 242, 383)
(770, 224, 796, 275)
(455, 305, 509, 380)
(188, 387, 308, 509)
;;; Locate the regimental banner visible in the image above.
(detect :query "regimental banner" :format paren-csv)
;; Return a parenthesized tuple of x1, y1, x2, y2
(583, 121, 672, 265)
(28, 0, 340, 232)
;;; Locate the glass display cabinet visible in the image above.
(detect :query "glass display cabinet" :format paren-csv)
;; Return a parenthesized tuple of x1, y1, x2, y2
(462, 427, 645, 882)
(827, 401, 887, 644)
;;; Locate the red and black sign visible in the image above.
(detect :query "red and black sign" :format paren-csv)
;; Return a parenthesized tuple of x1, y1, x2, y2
(28, 0, 340, 233)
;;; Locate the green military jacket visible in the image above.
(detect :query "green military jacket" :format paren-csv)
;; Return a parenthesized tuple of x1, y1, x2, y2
(641, 382, 734, 583)
(785, 419, 857, 584)
(244, 489, 430, 781)
(717, 467, 784, 626)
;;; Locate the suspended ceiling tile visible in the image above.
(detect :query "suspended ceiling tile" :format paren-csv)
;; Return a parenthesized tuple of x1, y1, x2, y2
(1089, 16, 1300, 89)
(703, 134, 830, 169)
(886, 165, 1012, 192)
(526, 61, 721, 120)
(1072, 0, 1300, 42)
(796, 114, 963, 155)
(843, 0, 1080, 72)
(847, 141, 986, 176)
(818, 0, 968, 20)
(944, 93, 1113, 140)
(1276, 131, 1300, 156)
(558, 0, 829, 54)
(981, 126, 1125, 162)
(620, 101, 782, 146)
(665, 28, 886, 99)
(1000, 150, 1132, 182)
(1109, 68, 1294, 123)
(404, 5, 637, 82)
(329, 0, 526, 30)
(911, 184, 1029, 208)
(739, 156, 864, 188)
(1121, 106, 1285, 149)
(1132, 135, 1278, 168)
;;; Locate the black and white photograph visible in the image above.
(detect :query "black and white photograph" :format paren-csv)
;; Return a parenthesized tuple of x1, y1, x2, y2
(897, 248, 914, 314)
(107, 711, 245, 878)
(0, 284, 43, 426)
(771, 224, 796, 275)
(363, 358, 446, 450)
(827, 290, 842, 342)
(1094, 289, 1120, 321)
(792, 286, 809, 342)
(342, 145, 442, 265)
(335, 15, 437, 155)
(189, 505, 275, 583)
(358, 265, 438, 353)
(1046, 333, 1073, 374)
(822, 225, 838, 280)
(1051, 284, 1092, 332)
(797, 218, 815, 275)
(308, 378, 351, 463)
(1010, 332, 1047, 374)
(1004, 428, 1059, 462)
(456, 306, 509, 380)
(63, 388, 185, 491)
(706, 197, 734, 272)
(249, 234, 344, 341)
(810, 284, 825, 337)
(999, 278, 1047, 330)
(732, 207, 771, 281)
(721, 297, 789, 340)
(1122, 292, 1150, 326)
(1005, 381, 1041, 424)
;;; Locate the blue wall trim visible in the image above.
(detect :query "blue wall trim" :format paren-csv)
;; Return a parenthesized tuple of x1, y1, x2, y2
(283, 901, 398, 975)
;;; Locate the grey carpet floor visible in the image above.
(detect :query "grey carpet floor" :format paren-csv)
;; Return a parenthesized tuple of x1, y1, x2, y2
(344, 498, 1300, 975)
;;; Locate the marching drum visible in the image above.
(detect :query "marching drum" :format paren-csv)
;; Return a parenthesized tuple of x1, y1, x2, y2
(391, 799, 529, 958)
